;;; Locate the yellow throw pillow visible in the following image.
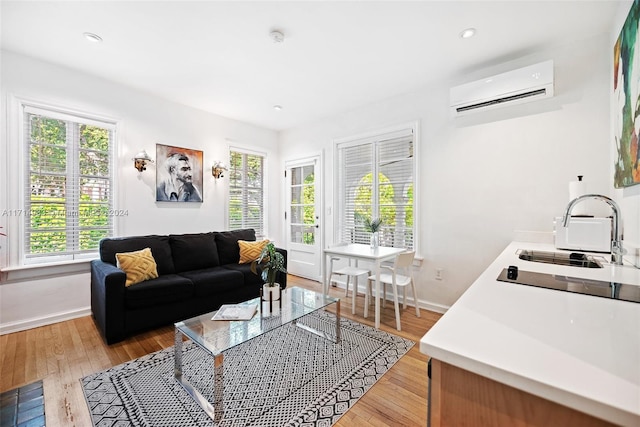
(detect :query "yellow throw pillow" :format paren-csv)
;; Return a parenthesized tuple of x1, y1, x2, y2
(238, 239, 270, 264)
(116, 247, 159, 287)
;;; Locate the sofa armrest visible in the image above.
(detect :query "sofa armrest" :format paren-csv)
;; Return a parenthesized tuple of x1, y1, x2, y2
(90, 259, 127, 344)
(275, 247, 288, 289)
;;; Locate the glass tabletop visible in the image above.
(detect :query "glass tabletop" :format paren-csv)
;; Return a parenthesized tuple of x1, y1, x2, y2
(175, 286, 339, 356)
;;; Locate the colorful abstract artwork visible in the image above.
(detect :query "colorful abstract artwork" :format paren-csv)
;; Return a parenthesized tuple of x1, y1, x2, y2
(614, 0, 640, 187)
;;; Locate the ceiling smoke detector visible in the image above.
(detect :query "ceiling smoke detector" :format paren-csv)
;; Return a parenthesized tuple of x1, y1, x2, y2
(270, 30, 285, 43)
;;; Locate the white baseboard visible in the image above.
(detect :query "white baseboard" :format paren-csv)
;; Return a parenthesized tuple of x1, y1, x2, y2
(419, 300, 449, 314)
(0, 307, 91, 335)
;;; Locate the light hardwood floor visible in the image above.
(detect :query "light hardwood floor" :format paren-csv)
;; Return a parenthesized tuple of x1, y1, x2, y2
(0, 275, 442, 426)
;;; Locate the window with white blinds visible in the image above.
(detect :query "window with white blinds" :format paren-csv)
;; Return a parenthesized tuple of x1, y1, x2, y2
(228, 149, 265, 238)
(23, 105, 115, 263)
(337, 128, 415, 250)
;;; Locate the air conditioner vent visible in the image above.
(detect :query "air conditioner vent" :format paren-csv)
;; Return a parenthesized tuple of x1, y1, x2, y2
(450, 61, 554, 117)
(455, 88, 548, 113)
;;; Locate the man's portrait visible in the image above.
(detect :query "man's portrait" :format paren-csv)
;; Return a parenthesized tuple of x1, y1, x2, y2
(156, 144, 203, 202)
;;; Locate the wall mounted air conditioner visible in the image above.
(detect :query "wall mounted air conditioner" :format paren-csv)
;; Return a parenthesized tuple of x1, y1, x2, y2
(450, 60, 554, 117)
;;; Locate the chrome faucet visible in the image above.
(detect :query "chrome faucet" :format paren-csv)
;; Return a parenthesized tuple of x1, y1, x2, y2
(562, 194, 624, 265)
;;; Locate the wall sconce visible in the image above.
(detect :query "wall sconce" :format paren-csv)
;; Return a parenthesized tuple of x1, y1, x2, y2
(132, 150, 154, 172)
(212, 161, 229, 179)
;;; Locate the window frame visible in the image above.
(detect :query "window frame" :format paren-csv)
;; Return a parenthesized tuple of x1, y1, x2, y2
(334, 122, 419, 252)
(227, 146, 267, 239)
(15, 99, 117, 266)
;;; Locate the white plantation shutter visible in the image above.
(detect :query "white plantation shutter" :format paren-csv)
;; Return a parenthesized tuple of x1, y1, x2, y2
(228, 149, 265, 238)
(23, 105, 115, 262)
(337, 128, 415, 250)
(340, 143, 374, 244)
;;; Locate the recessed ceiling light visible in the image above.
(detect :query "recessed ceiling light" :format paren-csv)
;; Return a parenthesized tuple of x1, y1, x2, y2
(273, 105, 283, 111)
(459, 28, 476, 39)
(83, 32, 103, 43)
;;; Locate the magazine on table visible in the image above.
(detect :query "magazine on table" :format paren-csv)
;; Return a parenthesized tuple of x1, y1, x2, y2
(212, 303, 258, 321)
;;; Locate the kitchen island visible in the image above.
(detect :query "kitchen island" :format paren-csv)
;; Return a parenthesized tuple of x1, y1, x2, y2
(420, 241, 640, 427)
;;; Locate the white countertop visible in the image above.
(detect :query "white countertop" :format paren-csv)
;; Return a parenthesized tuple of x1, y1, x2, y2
(420, 241, 640, 427)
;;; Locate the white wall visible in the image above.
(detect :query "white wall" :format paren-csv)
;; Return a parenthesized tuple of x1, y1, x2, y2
(0, 51, 282, 333)
(280, 32, 628, 309)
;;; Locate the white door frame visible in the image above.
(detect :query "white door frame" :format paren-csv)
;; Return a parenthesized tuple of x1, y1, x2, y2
(284, 152, 323, 282)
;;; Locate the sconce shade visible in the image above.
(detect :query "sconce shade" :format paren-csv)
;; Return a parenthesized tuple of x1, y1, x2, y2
(133, 149, 154, 172)
(212, 161, 229, 179)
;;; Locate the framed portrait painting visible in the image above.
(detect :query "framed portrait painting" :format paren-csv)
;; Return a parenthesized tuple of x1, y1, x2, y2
(613, 0, 640, 188)
(155, 144, 204, 202)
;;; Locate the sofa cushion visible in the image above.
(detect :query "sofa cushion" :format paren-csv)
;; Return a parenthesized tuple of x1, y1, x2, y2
(238, 239, 269, 264)
(215, 229, 256, 265)
(169, 233, 220, 273)
(178, 267, 246, 296)
(115, 248, 159, 286)
(100, 235, 175, 275)
(125, 274, 194, 309)
(223, 263, 264, 287)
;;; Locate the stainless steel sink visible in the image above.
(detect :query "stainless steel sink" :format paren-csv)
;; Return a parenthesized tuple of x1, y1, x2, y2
(517, 249, 603, 268)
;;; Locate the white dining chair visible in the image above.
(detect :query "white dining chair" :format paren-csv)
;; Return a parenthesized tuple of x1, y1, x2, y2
(366, 250, 420, 331)
(328, 256, 370, 314)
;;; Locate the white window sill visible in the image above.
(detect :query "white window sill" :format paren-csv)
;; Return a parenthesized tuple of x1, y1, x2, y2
(0, 258, 94, 282)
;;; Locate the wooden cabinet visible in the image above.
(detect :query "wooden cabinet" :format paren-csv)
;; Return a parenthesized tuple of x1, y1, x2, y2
(428, 359, 617, 427)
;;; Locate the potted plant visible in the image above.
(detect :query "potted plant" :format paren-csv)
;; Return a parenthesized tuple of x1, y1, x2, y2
(250, 242, 287, 300)
(361, 216, 383, 249)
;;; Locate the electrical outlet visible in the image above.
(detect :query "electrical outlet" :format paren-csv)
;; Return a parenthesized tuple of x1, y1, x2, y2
(435, 268, 443, 281)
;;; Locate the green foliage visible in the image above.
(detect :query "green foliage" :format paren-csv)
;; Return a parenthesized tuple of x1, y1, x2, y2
(250, 242, 287, 287)
(405, 184, 414, 226)
(30, 116, 66, 145)
(29, 231, 66, 253)
(228, 151, 264, 231)
(26, 115, 112, 255)
(351, 171, 414, 248)
(363, 216, 383, 233)
(302, 171, 315, 244)
(354, 173, 394, 230)
(79, 124, 109, 151)
(26, 196, 111, 254)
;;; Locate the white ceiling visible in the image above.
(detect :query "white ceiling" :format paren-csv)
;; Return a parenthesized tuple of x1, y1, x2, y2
(1, 1, 625, 131)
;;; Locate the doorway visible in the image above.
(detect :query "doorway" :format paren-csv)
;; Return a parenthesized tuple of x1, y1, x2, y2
(284, 155, 322, 281)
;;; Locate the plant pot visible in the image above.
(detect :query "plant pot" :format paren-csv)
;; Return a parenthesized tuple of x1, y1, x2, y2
(262, 284, 281, 301)
(370, 232, 379, 249)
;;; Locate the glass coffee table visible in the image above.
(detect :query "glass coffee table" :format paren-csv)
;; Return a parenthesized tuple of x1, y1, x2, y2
(174, 286, 341, 421)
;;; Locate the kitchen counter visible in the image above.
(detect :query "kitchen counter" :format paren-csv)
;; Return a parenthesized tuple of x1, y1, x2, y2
(420, 241, 640, 426)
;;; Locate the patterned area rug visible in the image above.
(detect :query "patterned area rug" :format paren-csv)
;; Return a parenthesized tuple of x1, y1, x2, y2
(81, 311, 414, 427)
